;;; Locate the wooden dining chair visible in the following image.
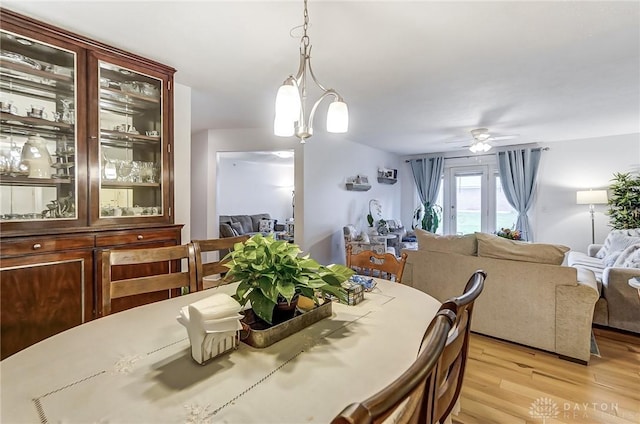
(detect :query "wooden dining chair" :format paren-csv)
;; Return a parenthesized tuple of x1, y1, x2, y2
(192, 235, 249, 290)
(101, 244, 197, 316)
(331, 308, 455, 424)
(434, 270, 486, 424)
(346, 244, 408, 283)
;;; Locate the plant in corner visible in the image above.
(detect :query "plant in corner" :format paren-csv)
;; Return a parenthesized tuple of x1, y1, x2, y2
(412, 201, 443, 233)
(223, 234, 353, 324)
(606, 172, 640, 229)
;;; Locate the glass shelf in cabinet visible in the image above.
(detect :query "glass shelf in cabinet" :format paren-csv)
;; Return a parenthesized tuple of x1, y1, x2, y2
(100, 181, 160, 189)
(0, 174, 74, 186)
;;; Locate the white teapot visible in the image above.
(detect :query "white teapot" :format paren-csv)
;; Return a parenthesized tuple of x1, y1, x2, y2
(21, 134, 52, 178)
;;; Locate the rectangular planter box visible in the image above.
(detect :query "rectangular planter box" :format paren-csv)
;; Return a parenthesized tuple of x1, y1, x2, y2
(240, 300, 332, 348)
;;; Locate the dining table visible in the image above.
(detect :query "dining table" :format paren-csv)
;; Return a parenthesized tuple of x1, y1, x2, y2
(1, 278, 441, 424)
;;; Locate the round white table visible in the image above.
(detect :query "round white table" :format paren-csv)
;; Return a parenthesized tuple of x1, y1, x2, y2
(1, 279, 440, 423)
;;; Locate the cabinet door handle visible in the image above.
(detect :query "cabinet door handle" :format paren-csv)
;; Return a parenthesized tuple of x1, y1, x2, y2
(32, 243, 42, 250)
(137, 235, 144, 240)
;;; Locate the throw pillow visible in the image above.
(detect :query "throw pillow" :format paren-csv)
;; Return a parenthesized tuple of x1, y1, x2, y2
(476, 232, 569, 265)
(230, 222, 244, 236)
(220, 223, 236, 238)
(613, 244, 640, 268)
(259, 218, 275, 233)
(596, 229, 640, 258)
(416, 229, 477, 256)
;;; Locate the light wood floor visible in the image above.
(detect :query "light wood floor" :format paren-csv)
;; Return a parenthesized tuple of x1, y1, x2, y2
(452, 328, 640, 424)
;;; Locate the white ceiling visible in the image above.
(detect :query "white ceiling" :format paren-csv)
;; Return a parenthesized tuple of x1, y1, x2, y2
(4, 1, 639, 155)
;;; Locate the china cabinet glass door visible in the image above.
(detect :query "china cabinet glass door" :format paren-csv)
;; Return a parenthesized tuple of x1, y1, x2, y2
(90, 55, 168, 224)
(0, 29, 85, 230)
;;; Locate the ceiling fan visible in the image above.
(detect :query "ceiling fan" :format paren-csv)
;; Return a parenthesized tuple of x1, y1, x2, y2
(447, 128, 518, 153)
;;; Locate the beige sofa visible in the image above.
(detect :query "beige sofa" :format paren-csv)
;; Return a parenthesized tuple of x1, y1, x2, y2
(402, 230, 600, 363)
(567, 228, 640, 333)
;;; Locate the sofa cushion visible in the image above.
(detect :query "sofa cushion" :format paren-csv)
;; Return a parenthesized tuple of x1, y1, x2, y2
(220, 223, 236, 238)
(596, 229, 640, 258)
(613, 244, 640, 268)
(230, 222, 244, 236)
(250, 213, 271, 232)
(476, 232, 569, 265)
(416, 229, 477, 255)
(232, 215, 254, 234)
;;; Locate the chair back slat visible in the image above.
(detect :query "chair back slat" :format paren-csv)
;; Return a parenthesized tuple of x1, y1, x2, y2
(332, 311, 454, 424)
(192, 235, 250, 290)
(110, 273, 192, 299)
(101, 244, 197, 316)
(434, 270, 486, 423)
(346, 244, 408, 283)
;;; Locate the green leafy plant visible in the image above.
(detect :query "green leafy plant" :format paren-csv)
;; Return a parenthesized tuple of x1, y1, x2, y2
(606, 172, 640, 229)
(412, 201, 443, 233)
(223, 234, 353, 324)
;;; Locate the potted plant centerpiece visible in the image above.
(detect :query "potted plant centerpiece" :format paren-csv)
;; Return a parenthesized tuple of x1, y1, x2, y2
(223, 234, 353, 324)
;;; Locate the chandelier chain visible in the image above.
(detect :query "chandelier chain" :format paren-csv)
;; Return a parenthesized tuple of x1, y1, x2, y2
(302, 0, 310, 47)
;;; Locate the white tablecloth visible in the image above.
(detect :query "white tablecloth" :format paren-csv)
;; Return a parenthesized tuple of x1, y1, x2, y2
(1, 279, 440, 423)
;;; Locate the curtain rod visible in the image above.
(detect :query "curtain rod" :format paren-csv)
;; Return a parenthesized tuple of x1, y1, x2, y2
(404, 147, 549, 162)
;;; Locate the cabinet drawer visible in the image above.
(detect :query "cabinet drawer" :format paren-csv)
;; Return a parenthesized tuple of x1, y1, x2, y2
(95, 228, 179, 247)
(0, 236, 95, 257)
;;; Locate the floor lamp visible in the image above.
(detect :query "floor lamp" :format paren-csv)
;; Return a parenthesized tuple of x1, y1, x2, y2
(576, 190, 609, 244)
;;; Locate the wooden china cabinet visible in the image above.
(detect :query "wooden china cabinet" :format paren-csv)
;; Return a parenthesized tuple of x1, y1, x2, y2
(0, 9, 182, 359)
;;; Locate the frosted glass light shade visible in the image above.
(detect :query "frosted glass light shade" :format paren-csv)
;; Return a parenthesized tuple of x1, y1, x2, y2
(576, 190, 608, 205)
(275, 83, 301, 123)
(327, 100, 348, 133)
(274, 116, 295, 137)
(469, 142, 491, 153)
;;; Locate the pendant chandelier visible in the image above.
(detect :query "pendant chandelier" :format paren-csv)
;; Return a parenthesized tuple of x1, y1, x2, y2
(274, 0, 348, 143)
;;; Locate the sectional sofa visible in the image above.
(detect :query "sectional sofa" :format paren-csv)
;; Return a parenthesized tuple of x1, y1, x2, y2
(402, 230, 599, 363)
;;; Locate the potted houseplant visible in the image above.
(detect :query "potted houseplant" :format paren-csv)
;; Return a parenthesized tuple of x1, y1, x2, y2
(412, 201, 443, 233)
(606, 172, 640, 229)
(223, 234, 353, 324)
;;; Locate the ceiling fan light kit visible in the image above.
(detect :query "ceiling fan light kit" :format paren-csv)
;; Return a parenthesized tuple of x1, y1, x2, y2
(274, 0, 348, 143)
(469, 140, 492, 153)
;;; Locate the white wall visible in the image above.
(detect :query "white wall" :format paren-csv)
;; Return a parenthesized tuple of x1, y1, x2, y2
(173, 83, 191, 243)
(303, 136, 402, 265)
(535, 133, 639, 250)
(217, 155, 294, 222)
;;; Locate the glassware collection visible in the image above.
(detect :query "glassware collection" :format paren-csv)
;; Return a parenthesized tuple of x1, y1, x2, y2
(0, 30, 77, 221)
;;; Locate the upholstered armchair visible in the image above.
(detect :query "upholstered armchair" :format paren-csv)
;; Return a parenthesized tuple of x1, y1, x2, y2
(343, 225, 386, 255)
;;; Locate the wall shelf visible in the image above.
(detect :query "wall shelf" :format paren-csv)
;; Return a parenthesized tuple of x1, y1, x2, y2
(346, 182, 371, 191)
(377, 168, 397, 184)
(377, 177, 397, 185)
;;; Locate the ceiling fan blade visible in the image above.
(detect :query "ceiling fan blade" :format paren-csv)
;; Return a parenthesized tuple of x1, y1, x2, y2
(488, 134, 519, 141)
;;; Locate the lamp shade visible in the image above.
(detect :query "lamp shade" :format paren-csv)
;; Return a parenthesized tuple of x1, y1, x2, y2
(274, 116, 295, 137)
(576, 190, 608, 205)
(326, 100, 349, 133)
(275, 83, 301, 123)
